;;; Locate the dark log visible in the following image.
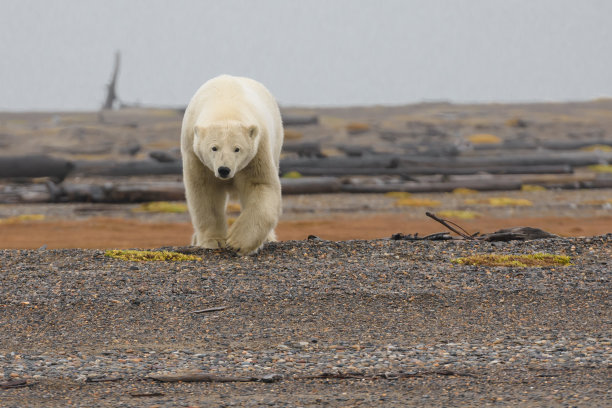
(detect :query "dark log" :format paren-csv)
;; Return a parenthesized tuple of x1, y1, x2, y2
(74, 160, 182, 177)
(149, 150, 180, 163)
(62, 183, 108, 202)
(397, 152, 612, 168)
(281, 177, 341, 194)
(480, 227, 559, 241)
(281, 152, 612, 172)
(192, 306, 227, 314)
(283, 165, 572, 177)
(282, 141, 323, 158)
(149, 372, 254, 383)
(0, 379, 31, 389)
(0, 184, 53, 203)
(280, 155, 398, 171)
(581, 175, 612, 189)
(281, 114, 318, 126)
(0, 155, 74, 181)
(335, 144, 376, 157)
(472, 139, 612, 151)
(540, 139, 612, 150)
(107, 182, 185, 202)
(341, 179, 524, 194)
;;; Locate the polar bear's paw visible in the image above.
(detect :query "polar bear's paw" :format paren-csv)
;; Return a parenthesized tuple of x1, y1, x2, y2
(225, 237, 261, 256)
(226, 227, 265, 256)
(196, 237, 227, 249)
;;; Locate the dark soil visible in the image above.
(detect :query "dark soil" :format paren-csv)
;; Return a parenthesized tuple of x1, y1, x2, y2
(1, 236, 610, 406)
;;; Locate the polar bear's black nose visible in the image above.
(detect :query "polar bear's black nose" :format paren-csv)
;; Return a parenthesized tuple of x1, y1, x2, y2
(218, 166, 231, 178)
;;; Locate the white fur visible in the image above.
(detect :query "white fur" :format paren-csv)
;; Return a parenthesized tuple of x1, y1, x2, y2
(181, 75, 283, 255)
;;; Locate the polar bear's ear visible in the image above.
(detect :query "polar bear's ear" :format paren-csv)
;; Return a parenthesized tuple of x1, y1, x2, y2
(248, 125, 258, 139)
(194, 126, 205, 138)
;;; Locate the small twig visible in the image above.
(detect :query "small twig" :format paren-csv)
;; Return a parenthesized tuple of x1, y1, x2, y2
(295, 370, 475, 381)
(86, 376, 123, 383)
(192, 306, 227, 314)
(0, 379, 31, 389)
(149, 372, 283, 383)
(425, 212, 475, 240)
(130, 392, 166, 397)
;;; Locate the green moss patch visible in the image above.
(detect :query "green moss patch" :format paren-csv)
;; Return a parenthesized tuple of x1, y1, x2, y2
(282, 171, 303, 179)
(589, 164, 612, 173)
(105, 249, 201, 262)
(132, 201, 188, 213)
(452, 253, 571, 267)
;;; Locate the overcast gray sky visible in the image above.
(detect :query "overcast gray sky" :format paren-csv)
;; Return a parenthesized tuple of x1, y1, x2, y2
(1, 0, 611, 111)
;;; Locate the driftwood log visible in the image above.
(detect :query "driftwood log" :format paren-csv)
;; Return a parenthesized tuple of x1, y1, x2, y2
(340, 179, 524, 193)
(283, 164, 573, 177)
(281, 114, 318, 126)
(397, 151, 612, 168)
(479, 227, 559, 241)
(471, 138, 612, 151)
(282, 141, 324, 158)
(0, 155, 74, 181)
(281, 177, 341, 194)
(73, 160, 182, 177)
(281, 151, 612, 171)
(149, 371, 283, 383)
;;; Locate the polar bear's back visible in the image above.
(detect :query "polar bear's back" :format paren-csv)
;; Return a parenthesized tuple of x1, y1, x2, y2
(184, 75, 283, 164)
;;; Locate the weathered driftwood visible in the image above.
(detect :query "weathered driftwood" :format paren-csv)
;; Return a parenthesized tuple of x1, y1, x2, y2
(73, 160, 182, 177)
(280, 151, 612, 172)
(149, 150, 180, 163)
(341, 175, 612, 194)
(473, 139, 612, 151)
(282, 141, 323, 158)
(192, 306, 227, 314)
(479, 227, 559, 241)
(389, 232, 454, 241)
(0, 379, 31, 389)
(107, 182, 186, 202)
(340, 179, 525, 194)
(397, 152, 612, 168)
(0, 155, 74, 181)
(149, 371, 283, 383)
(425, 212, 476, 239)
(335, 144, 376, 157)
(0, 183, 53, 203)
(281, 114, 318, 126)
(283, 164, 572, 177)
(280, 155, 398, 172)
(424, 213, 560, 241)
(281, 177, 341, 194)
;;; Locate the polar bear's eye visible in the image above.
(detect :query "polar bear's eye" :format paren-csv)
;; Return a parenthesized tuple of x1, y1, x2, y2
(211, 146, 218, 152)
(234, 147, 240, 153)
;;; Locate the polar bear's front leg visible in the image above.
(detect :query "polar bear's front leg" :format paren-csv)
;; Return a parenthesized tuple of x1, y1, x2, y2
(184, 175, 228, 249)
(226, 183, 281, 255)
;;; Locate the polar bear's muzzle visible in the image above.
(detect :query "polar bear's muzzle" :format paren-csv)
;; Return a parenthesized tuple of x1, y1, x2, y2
(217, 166, 232, 179)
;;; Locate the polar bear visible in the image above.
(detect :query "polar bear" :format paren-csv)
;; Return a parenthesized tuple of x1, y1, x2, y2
(180, 75, 283, 255)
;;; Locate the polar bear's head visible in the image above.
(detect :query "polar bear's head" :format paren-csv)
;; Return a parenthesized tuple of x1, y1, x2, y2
(193, 122, 259, 179)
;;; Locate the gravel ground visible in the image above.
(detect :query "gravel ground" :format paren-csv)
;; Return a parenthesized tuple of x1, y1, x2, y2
(0, 236, 610, 407)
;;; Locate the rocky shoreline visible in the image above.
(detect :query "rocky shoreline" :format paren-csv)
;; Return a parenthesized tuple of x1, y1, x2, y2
(1, 236, 610, 406)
